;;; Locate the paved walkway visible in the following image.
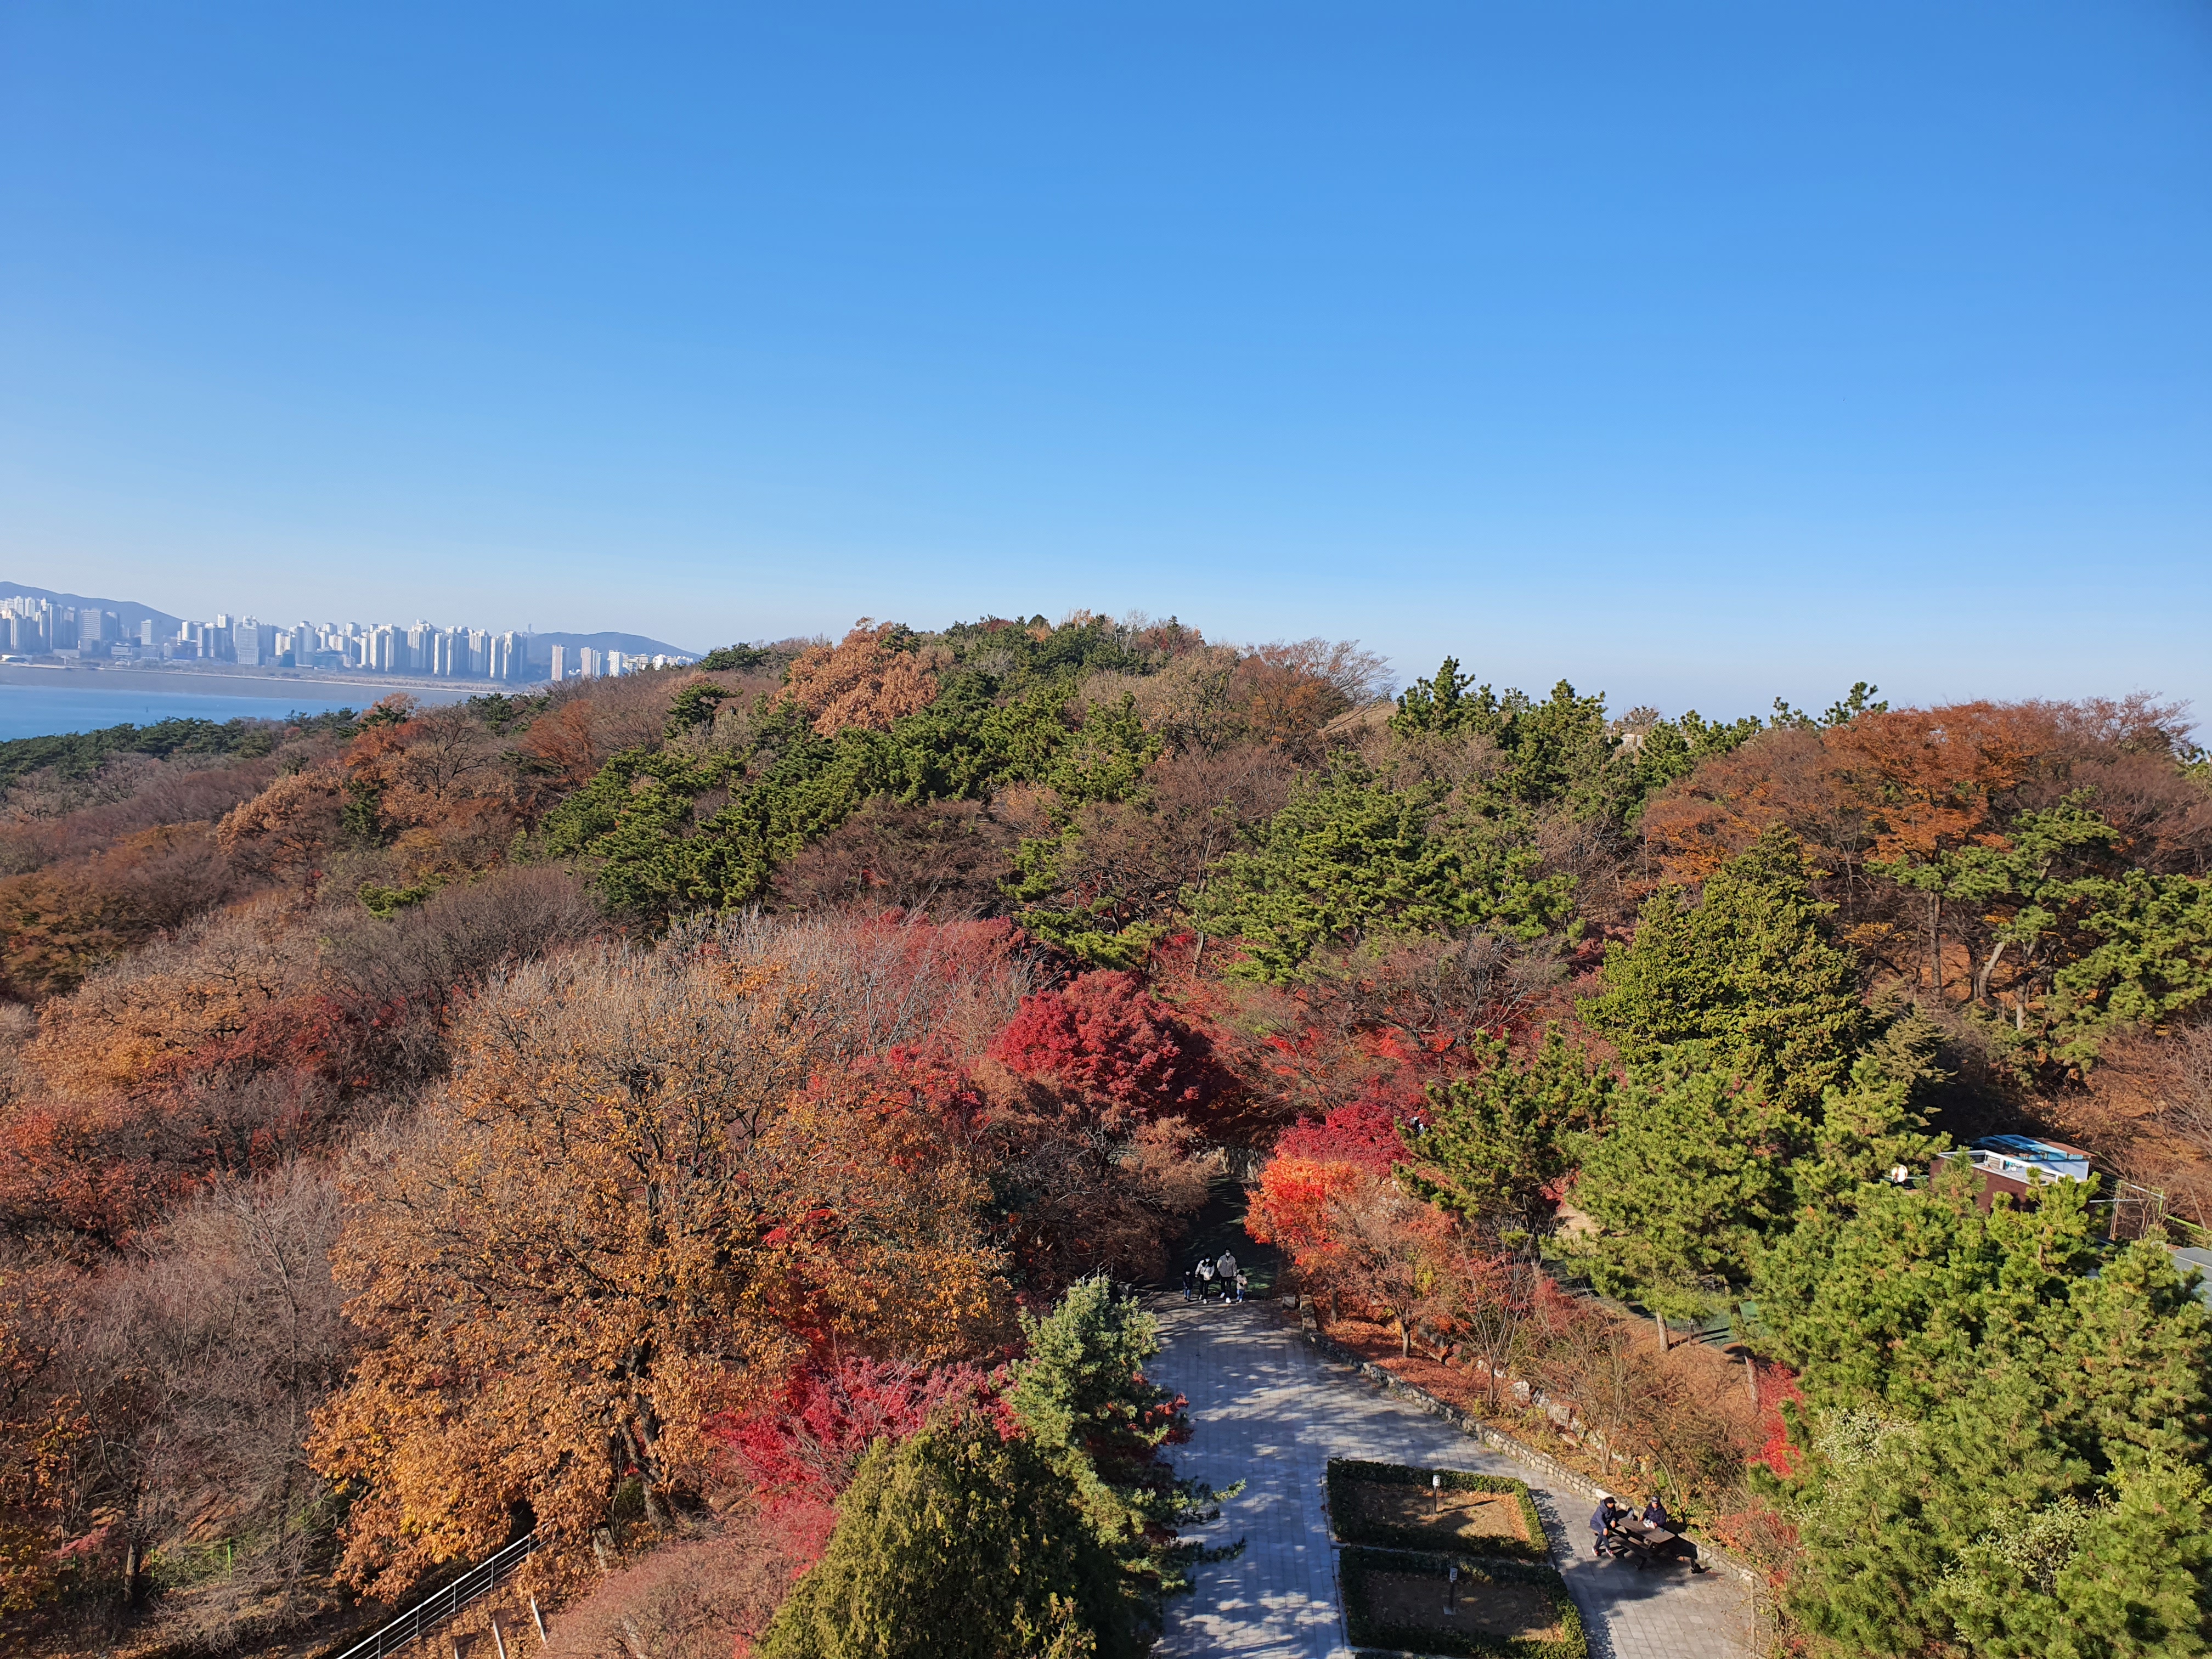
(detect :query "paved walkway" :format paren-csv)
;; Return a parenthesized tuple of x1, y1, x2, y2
(1149, 1299, 1756, 1659)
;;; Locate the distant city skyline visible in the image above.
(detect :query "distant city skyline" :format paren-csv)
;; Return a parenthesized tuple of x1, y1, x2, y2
(0, 583, 698, 683)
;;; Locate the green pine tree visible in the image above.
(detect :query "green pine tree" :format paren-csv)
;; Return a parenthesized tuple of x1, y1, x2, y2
(1754, 1173, 2212, 1657)
(1561, 1043, 1799, 1319)
(1007, 1277, 1241, 1621)
(758, 1412, 1131, 1659)
(1192, 757, 1573, 980)
(2044, 1462, 2212, 1659)
(1399, 1024, 1613, 1238)
(1780, 1003, 1950, 1215)
(1581, 825, 1869, 1115)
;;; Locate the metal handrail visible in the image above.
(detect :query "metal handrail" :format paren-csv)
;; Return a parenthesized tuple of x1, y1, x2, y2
(329, 1532, 539, 1659)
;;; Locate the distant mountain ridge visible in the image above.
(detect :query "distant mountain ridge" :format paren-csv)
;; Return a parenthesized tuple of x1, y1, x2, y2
(523, 630, 700, 663)
(2, 583, 699, 659)
(0, 583, 182, 635)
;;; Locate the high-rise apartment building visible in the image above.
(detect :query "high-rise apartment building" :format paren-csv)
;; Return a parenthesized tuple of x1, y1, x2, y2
(488, 631, 525, 681)
(234, 618, 276, 667)
(548, 645, 568, 681)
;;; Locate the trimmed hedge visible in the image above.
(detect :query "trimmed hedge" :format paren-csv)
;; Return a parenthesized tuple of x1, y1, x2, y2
(1340, 1547, 1588, 1659)
(1327, 1458, 1549, 1564)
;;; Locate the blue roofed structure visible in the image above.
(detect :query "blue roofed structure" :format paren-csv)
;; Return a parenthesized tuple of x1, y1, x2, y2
(1969, 1135, 2093, 1186)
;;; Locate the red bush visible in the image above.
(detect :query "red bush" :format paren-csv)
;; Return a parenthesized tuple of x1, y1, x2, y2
(1753, 1362, 1806, 1476)
(988, 969, 1224, 1114)
(1268, 1090, 1406, 1176)
(710, 1358, 999, 1563)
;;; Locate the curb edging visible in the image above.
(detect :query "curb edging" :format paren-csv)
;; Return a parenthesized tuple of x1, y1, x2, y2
(1299, 1321, 1764, 1591)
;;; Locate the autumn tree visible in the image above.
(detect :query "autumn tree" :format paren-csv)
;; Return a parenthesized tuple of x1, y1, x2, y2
(972, 1064, 1216, 1294)
(1245, 1096, 1406, 1319)
(768, 798, 1017, 916)
(712, 1357, 996, 1564)
(988, 970, 1227, 1119)
(0, 1166, 351, 1636)
(1438, 1242, 1547, 1410)
(785, 622, 944, 737)
(309, 946, 1008, 1596)
(1321, 1177, 1450, 1357)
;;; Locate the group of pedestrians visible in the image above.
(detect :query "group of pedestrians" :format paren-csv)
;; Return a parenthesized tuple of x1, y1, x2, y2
(1183, 1250, 1249, 1302)
(1589, 1491, 1707, 1572)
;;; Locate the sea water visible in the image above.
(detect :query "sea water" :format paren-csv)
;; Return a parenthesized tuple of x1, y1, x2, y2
(0, 680, 393, 741)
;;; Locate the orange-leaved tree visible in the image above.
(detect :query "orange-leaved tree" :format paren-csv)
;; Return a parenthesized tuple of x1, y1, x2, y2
(309, 944, 1008, 1599)
(1245, 1095, 1408, 1323)
(782, 622, 942, 736)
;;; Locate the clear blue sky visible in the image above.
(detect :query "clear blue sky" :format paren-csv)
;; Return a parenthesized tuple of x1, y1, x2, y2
(3, 3, 2207, 721)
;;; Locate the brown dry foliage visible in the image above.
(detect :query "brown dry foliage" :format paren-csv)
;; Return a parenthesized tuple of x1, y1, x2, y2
(1639, 697, 2212, 994)
(767, 799, 1018, 918)
(708, 910, 1037, 1064)
(783, 622, 942, 737)
(1086, 637, 1388, 761)
(540, 1526, 798, 1659)
(25, 905, 319, 1102)
(1646, 698, 2212, 885)
(1230, 639, 1392, 758)
(970, 1064, 1216, 1291)
(1019, 746, 1297, 935)
(217, 764, 349, 881)
(0, 1166, 351, 1645)
(0, 823, 235, 1000)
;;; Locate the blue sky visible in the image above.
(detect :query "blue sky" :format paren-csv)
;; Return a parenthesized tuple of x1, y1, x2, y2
(3, 3, 2207, 721)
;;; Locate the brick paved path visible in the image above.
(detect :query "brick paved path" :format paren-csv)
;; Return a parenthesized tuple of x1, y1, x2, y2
(1149, 1299, 1756, 1659)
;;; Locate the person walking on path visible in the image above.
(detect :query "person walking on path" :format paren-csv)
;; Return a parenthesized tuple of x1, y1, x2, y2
(1215, 1250, 1237, 1294)
(1234, 1270, 1249, 1303)
(1196, 1259, 1216, 1300)
(1182, 1268, 1193, 1301)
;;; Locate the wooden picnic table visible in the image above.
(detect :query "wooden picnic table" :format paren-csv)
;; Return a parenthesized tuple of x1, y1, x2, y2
(1609, 1520, 1683, 1568)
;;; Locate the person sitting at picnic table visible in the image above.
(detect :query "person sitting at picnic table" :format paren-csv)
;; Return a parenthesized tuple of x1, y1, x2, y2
(1588, 1493, 1624, 1556)
(1622, 1497, 1706, 1572)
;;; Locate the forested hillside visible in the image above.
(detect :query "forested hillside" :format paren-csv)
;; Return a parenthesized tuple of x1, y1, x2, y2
(2, 611, 2208, 1657)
